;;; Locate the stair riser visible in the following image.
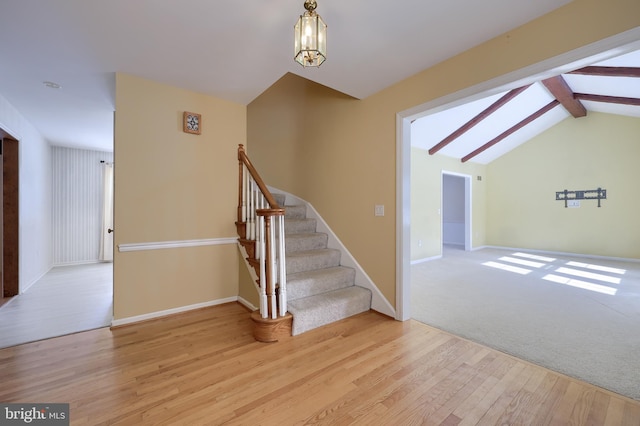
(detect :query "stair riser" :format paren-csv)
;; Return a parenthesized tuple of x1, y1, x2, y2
(286, 250, 341, 274)
(272, 194, 286, 206)
(284, 205, 307, 219)
(285, 234, 328, 253)
(288, 287, 372, 335)
(284, 219, 317, 234)
(287, 267, 356, 301)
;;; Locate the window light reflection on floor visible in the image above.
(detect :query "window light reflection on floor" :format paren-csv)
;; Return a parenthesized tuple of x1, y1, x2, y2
(483, 261, 531, 275)
(555, 267, 621, 285)
(543, 274, 618, 295)
(566, 261, 626, 275)
(499, 256, 545, 268)
(512, 252, 556, 262)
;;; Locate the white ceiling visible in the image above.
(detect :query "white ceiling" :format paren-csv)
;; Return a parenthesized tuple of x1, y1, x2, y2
(412, 49, 640, 164)
(0, 0, 572, 152)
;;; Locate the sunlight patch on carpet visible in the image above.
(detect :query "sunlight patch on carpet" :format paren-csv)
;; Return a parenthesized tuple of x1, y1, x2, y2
(483, 261, 531, 275)
(543, 273, 618, 295)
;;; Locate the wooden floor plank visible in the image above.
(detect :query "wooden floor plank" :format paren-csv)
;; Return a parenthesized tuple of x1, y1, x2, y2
(0, 303, 638, 425)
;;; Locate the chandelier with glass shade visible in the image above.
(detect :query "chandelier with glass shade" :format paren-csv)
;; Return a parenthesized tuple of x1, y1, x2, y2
(294, 0, 327, 67)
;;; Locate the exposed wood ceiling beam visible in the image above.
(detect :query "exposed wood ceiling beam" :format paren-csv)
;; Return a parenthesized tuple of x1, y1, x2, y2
(574, 93, 640, 106)
(568, 66, 640, 78)
(541, 76, 586, 118)
(428, 85, 531, 155)
(461, 100, 560, 163)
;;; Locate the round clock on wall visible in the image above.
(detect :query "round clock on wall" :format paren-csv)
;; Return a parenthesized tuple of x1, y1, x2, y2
(183, 111, 201, 135)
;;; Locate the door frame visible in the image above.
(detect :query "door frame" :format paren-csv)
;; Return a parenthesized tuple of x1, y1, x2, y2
(0, 130, 19, 300)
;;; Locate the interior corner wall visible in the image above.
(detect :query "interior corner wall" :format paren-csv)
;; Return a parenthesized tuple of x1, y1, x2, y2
(486, 112, 640, 258)
(0, 92, 52, 293)
(113, 73, 246, 320)
(52, 146, 113, 265)
(248, 0, 639, 309)
(248, 73, 398, 304)
(410, 148, 487, 261)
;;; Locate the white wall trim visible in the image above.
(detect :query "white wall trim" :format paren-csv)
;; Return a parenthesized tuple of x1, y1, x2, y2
(53, 260, 104, 267)
(484, 245, 640, 264)
(21, 266, 52, 295)
(269, 186, 396, 319)
(111, 296, 239, 327)
(410, 254, 443, 265)
(118, 237, 237, 252)
(237, 296, 258, 312)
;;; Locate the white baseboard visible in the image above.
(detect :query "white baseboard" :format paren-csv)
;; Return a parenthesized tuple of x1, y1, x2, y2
(410, 254, 442, 265)
(111, 296, 239, 327)
(21, 266, 52, 294)
(237, 296, 257, 311)
(53, 260, 102, 267)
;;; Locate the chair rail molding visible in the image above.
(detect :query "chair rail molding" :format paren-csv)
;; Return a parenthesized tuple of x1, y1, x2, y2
(118, 237, 237, 252)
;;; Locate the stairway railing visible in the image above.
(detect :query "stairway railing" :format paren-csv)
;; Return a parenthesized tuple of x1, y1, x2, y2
(237, 144, 287, 319)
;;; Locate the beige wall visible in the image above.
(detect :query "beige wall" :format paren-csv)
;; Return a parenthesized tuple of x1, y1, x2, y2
(114, 73, 246, 320)
(248, 0, 640, 308)
(487, 112, 640, 258)
(411, 149, 487, 260)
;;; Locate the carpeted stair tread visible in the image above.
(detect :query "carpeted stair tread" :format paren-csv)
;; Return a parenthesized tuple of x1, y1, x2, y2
(287, 266, 356, 301)
(285, 233, 328, 253)
(284, 218, 317, 234)
(288, 286, 372, 335)
(286, 249, 341, 274)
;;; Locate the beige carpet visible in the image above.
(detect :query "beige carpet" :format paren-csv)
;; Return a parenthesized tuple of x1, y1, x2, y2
(411, 245, 640, 401)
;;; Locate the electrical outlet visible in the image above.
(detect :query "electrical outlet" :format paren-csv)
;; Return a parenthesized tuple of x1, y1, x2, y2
(374, 205, 385, 216)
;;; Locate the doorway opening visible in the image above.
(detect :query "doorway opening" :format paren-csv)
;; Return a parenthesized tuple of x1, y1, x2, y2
(395, 30, 640, 321)
(0, 132, 19, 308)
(441, 172, 472, 252)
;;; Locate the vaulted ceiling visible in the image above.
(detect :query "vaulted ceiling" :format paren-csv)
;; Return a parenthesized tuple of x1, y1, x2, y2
(0, 0, 574, 152)
(1, 1, 638, 159)
(411, 49, 640, 164)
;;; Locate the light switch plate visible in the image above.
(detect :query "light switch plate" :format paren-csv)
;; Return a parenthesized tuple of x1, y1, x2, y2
(374, 205, 385, 216)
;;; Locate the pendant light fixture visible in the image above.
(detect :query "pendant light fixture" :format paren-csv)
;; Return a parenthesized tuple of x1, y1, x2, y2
(294, 0, 327, 67)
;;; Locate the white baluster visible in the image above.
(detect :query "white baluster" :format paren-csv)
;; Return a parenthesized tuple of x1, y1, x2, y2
(248, 180, 255, 240)
(278, 215, 287, 316)
(241, 167, 247, 222)
(258, 215, 267, 318)
(269, 216, 277, 319)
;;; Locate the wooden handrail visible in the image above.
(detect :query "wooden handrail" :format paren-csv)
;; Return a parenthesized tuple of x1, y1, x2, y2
(238, 144, 281, 211)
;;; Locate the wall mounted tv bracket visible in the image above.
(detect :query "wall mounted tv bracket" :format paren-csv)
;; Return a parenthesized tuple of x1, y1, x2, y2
(556, 188, 607, 208)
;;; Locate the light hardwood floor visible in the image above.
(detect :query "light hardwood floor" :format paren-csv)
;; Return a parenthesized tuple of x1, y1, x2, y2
(0, 263, 112, 349)
(0, 303, 638, 425)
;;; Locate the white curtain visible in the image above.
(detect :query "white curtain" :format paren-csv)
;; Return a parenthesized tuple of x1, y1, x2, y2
(99, 163, 114, 262)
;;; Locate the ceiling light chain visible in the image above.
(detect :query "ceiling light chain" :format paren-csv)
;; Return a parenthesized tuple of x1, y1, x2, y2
(294, 0, 327, 67)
